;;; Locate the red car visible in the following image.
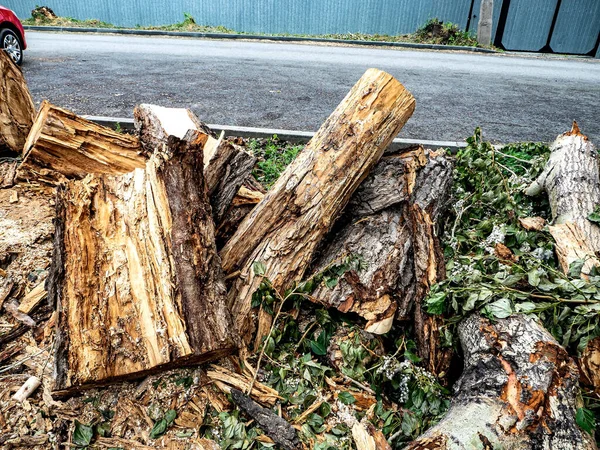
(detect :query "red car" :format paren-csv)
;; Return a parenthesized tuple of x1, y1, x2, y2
(0, 6, 26, 65)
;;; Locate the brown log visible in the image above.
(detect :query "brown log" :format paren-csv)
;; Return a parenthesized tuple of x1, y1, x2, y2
(18, 101, 144, 184)
(0, 51, 35, 154)
(526, 122, 600, 276)
(220, 68, 415, 346)
(579, 336, 600, 393)
(407, 314, 595, 449)
(134, 104, 255, 222)
(50, 131, 237, 394)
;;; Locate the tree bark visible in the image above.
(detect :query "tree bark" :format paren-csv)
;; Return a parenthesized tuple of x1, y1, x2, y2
(134, 104, 255, 223)
(526, 122, 600, 275)
(50, 131, 237, 394)
(220, 68, 416, 346)
(0, 51, 35, 154)
(407, 314, 595, 449)
(18, 101, 144, 184)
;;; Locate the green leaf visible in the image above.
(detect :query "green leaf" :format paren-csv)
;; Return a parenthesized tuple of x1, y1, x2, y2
(73, 421, 94, 447)
(149, 418, 168, 440)
(588, 208, 600, 224)
(164, 409, 177, 425)
(568, 259, 585, 278)
(487, 298, 513, 319)
(528, 269, 541, 287)
(338, 391, 356, 405)
(426, 291, 446, 315)
(576, 407, 596, 433)
(310, 339, 327, 356)
(253, 261, 266, 276)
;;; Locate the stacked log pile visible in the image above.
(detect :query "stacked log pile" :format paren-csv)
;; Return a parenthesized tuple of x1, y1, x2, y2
(0, 53, 597, 450)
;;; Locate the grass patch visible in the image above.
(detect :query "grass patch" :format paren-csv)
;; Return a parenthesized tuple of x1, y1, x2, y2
(22, 12, 490, 49)
(248, 135, 303, 189)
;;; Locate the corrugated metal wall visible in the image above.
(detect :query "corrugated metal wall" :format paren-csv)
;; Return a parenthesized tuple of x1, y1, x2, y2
(4, 0, 600, 55)
(5, 0, 472, 35)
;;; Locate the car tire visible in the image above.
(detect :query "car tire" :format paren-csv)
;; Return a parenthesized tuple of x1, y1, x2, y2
(1, 29, 23, 66)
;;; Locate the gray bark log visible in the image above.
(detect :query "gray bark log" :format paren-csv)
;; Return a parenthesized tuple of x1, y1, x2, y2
(407, 314, 596, 450)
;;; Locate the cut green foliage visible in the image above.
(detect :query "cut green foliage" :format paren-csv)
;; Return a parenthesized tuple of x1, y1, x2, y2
(73, 420, 94, 447)
(149, 409, 177, 440)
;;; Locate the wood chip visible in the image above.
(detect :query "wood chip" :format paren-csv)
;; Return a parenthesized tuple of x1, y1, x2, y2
(519, 216, 546, 231)
(17, 280, 47, 314)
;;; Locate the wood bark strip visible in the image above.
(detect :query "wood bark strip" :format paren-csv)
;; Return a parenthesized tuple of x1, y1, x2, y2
(526, 122, 600, 275)
(220, 68, 416, 346)
(407, 314, 595, 449)
(0, 51, 35, 154)
(50, 131, 237, 393)
(18, 101, 144, 184)
(579, 336, 600, 393)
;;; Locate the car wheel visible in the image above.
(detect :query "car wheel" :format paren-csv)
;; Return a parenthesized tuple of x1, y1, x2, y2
(1, 29, 23, 66)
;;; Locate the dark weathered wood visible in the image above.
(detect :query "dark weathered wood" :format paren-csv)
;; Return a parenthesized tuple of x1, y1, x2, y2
(18, 101, 144, 184)
(0, 51, 35, 154)
(407, 314, 594, 449)
(231, 388, 300, 450)
(526, 122, 600, 275)
(51, 131, 237, 393)
(220, 69, 416, 347)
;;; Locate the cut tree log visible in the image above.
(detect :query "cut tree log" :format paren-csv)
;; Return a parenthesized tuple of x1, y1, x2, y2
(310, 148, 453, 376)
(526, 122, 600, 276)
(220, 68, 416, 347)
(0, 51, 35, 154)
(18, 101, 144, 184)
(134, 104, 256, 222)
(50, 131, 237, 393)
(407, 314, 595, 449)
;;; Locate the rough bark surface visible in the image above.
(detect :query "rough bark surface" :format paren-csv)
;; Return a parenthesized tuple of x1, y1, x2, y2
(220, 68, 416, 346)
(579, 336, 600, 393)
(18, 101, 144, 184)
(50, 132, 237, 394)
(526, 122, 600, 275)
(134, 104, 255, 222)
(230, 388, 300, 450)
(0, 51, 35, 154)
(407, 314, 595, 450)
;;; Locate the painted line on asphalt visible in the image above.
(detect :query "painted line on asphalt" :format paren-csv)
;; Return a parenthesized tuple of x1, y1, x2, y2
(83, 115, 469, 151)
(24, 25, 497, 54)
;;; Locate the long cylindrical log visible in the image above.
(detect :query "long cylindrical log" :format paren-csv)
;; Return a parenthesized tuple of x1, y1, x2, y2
(407, 314, 595, 449)
(220, 68, 415, 345)
(0, 51, 35, 154)
(18, 101, 144, 184)
(50, 130, 237, 394)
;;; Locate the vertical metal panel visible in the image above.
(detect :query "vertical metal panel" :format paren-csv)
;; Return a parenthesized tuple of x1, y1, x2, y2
(550, 0, 600, 54)
(4, 0, 472, 36)
(501, 0, 558, 51)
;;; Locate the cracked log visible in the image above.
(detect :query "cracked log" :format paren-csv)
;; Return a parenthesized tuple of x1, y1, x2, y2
(0, 51, 35, 154)
(50, 131, 237, 394)
(134, 104, 256, 223)
(526, 122, 600, 276)
(407, 314, 595, 449)
(310, 148, 453, 376)
(18, 101, 144, 184)
(220, 68, 416, 347)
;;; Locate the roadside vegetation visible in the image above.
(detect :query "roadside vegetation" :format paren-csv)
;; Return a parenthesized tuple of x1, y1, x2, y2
(23, 9, 488, 48)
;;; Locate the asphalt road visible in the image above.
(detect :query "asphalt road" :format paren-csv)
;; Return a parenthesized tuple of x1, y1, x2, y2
(21, 31, 600, 144)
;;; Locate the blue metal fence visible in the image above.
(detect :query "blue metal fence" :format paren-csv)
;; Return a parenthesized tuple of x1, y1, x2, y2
(4, 0, 600, 55)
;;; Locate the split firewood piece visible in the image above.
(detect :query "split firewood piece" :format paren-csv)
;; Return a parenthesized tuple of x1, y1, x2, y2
(0, 51, 35, 154)
(220, 68, 416, 346)
(352, 421, 392, 450)
(0, 160, 19, 188)
(526, 122, 600, 276)
(50, 131, 237, 394)
(12, 376, 41, 402)
(17, 279, 46, 314)
(407, 314, 595, 449)
(19, 101, 144, 183)
(134, 104, 256, 222)
(206, 364, 281, 406)
(230, 388, 300, 450)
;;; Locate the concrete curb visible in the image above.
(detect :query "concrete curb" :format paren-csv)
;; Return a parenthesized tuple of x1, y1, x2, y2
(83, 115, 468, 152)
(23, 25, 497, 54)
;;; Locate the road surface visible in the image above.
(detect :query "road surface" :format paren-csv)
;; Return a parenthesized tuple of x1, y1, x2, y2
(21, 31, 600, 144)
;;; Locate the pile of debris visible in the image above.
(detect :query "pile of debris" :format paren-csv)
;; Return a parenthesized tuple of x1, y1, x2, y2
(0, 48, 597, 450)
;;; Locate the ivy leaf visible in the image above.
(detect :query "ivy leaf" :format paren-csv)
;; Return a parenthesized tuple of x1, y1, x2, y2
(73, 421, 94, 447)
(253, 261, 266, 276)
(338, 391, 356, 405)
(576, 407, 596, 433)
(149, 418, 168, 440)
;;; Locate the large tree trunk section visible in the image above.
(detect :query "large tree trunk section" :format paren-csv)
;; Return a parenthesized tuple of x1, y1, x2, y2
(407, 314, 595, 449)
(220, 68, 416, 346)
(50, 131, 237, 394)
(18, 101, 144, 184)
(134, 104, 256, 223)
(310, 148, 453, 375)
(0, 51, 35, 154)
(526, 122, 600, 275)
